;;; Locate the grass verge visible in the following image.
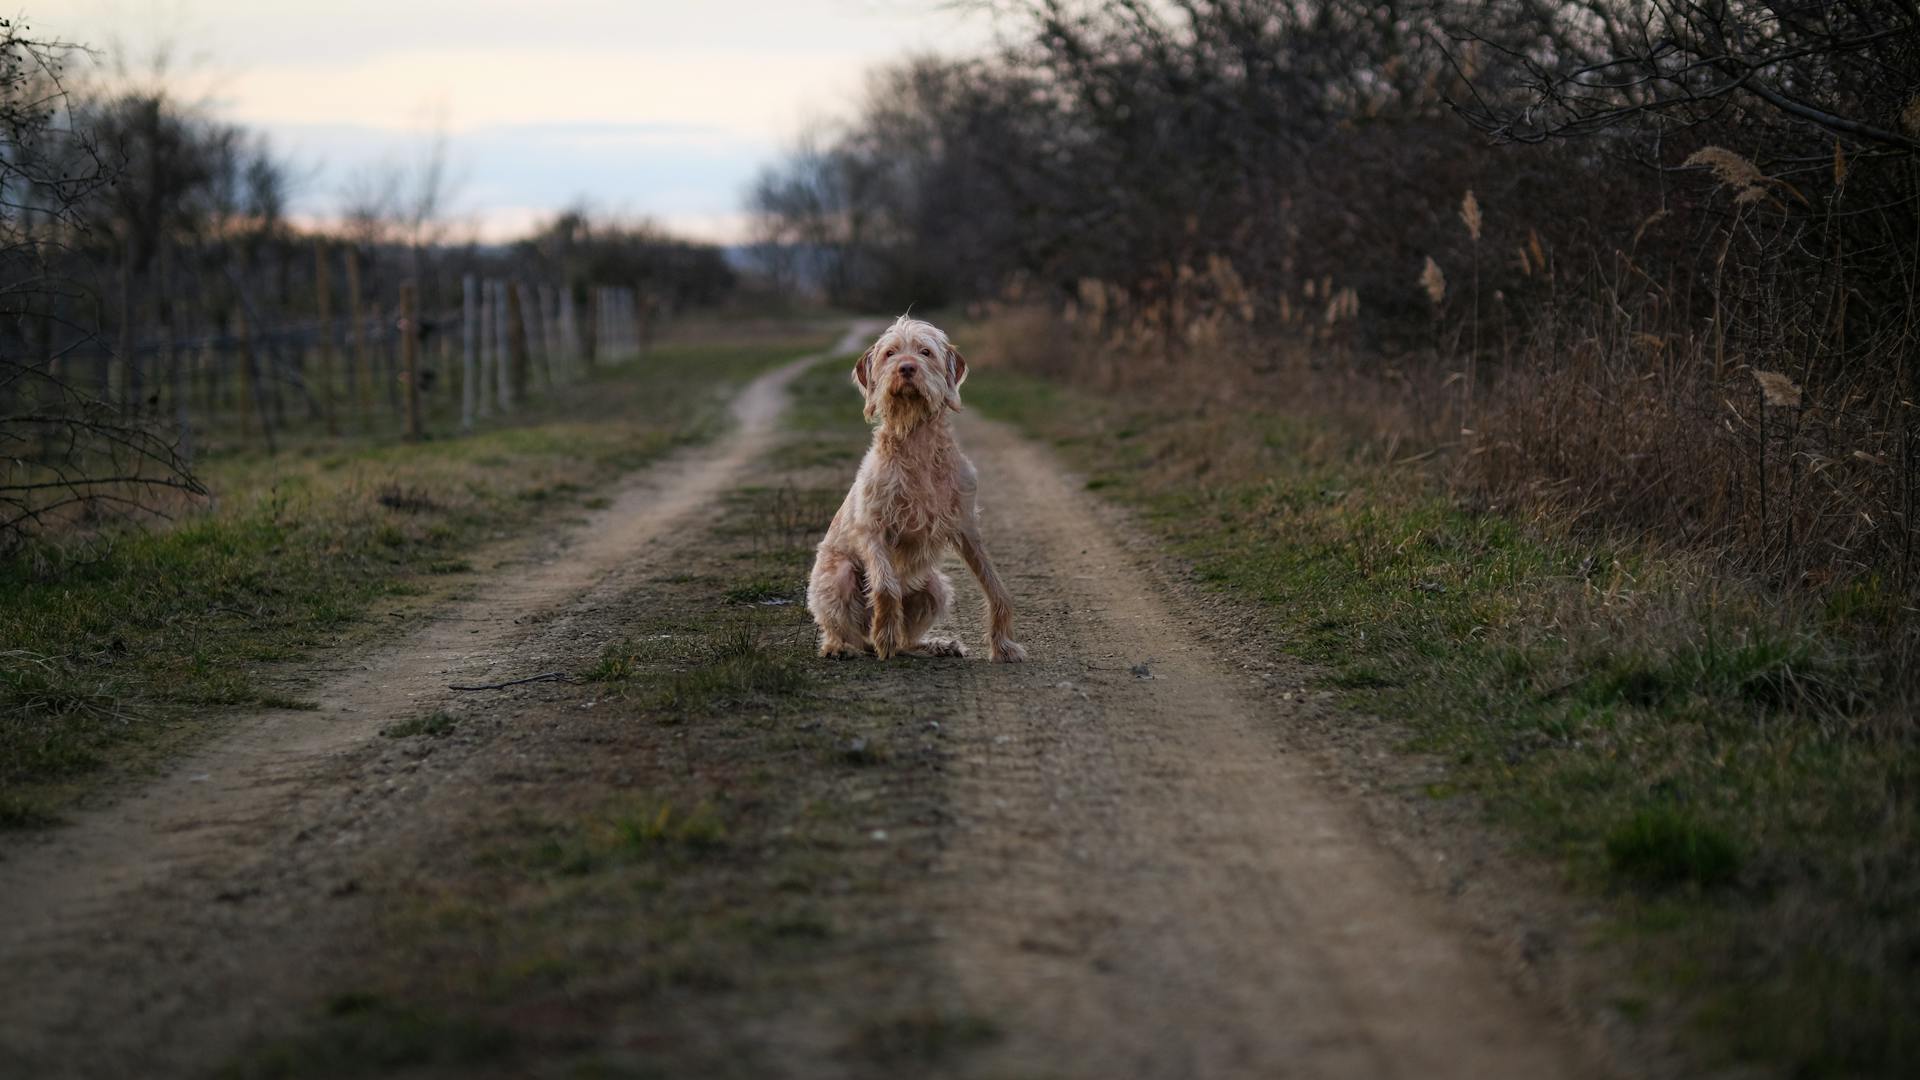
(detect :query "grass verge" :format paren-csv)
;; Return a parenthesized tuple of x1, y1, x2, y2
(964, 351, 1919, 1077)
(0, 327, 838, 825)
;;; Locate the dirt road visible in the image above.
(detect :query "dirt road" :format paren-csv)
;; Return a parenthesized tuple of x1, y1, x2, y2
(922, 412, 1591, 1078)
(0, 328, 1599, 1078)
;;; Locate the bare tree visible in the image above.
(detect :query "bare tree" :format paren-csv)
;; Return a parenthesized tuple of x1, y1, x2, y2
(0, 18, 202, 547)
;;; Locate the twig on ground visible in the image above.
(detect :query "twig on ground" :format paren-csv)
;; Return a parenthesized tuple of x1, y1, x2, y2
(448, 671, 567, 691)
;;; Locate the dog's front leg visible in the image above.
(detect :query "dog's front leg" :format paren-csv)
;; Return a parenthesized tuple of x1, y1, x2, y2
(956, 524, 1027, 663)
(859, 535, 907, 659)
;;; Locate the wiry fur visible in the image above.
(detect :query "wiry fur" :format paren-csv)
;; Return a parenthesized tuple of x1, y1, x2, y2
(807, 316, 1027, 662)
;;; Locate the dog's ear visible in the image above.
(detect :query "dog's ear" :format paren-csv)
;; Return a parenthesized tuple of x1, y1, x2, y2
(852, 346, 873, 393)
(943, 345, 968, 412)
(853, 346, 881, 422)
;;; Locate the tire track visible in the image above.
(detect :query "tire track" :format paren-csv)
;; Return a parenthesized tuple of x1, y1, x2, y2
(917, 411, 1595, 1079)
(0, 325, 875, 1073)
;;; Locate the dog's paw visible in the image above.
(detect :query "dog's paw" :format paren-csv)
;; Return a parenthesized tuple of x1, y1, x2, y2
(871, 625, 907, 660)
(990, 639, 1028, 663)
(911, 638, 967, 658)
(818, 639, 865, 660)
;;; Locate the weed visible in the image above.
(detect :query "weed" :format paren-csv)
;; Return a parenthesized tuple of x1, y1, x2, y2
(1605, 808, 1742, 890)
(0, 792, 62, 829)
(844, 1009, 1000, 1065)
(722, 573, 800, 606)
(613, 801, 728, 852)
(656, 620, 811, 716)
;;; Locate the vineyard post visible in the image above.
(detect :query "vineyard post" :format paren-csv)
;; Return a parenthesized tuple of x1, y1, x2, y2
(461, 273, 478, 431)
(401, 281, 423, 441)
(493, 280, 513, 412)
(479, 276, 496, 419)
(235, 307, 253, 439)
(587, 287, 598, 364)
(506, 280, 529, 403)
(522, 282, 551, 390)
(633, 283, 648, 357)
(346, 245, 370, 423)
(560, 284, 572, 376)
(313, 239, 338, 434)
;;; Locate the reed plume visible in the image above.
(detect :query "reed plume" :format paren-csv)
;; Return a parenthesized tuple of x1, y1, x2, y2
(1420, 256, 1446, 306)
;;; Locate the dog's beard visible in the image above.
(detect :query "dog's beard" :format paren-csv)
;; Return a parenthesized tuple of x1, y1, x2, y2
(879, 380, 938, 427)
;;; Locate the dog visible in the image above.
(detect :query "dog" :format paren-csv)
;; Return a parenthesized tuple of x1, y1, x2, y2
(806, 317, 1027, 663)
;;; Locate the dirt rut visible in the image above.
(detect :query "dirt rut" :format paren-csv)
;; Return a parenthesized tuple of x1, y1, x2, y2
(913, 412, 1595, 1079)
(0, 328, 871, 1054)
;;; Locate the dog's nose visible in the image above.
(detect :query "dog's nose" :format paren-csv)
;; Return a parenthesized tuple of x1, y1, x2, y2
(898, 361, 917, 377)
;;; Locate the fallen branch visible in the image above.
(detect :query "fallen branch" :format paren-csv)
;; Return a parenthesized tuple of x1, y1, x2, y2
(448, 671, 567, 692)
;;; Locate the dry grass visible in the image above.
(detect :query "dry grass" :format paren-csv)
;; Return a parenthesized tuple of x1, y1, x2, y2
(965, 311, 1920, 1075)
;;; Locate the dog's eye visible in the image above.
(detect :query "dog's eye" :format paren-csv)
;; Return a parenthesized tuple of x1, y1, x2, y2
(919, 347, 933, 357)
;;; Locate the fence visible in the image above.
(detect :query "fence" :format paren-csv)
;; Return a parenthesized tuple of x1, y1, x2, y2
(44, 275, 657, 457)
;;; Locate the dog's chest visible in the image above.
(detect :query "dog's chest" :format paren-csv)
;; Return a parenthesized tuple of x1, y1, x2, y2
(863, 457, 961, 541)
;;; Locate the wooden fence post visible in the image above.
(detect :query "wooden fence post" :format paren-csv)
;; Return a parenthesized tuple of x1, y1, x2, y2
(606, 288, 620, 360)
(461, 274, 478, 431)
(548, 288, 563, 381)
(346, 246, 370, 423)
(237, 305, 277, 454)
(368, 303, 388, 429)
(314, 240, 337, 434)
(380, 300, 401, 418)
(506, 281, 529, 403)
(521, 283, 550, 390)
(115, 241, 133, 411)
(401, 281, 423, 441)
(560, 288, 580, 373)
(478, 278, 495, 419)
(492, 280, 513, 412)
(641, 282, 656, 357)
(590, 286, 604, 367)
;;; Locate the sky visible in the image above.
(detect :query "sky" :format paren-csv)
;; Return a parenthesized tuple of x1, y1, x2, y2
(38, 1, 1000, 243)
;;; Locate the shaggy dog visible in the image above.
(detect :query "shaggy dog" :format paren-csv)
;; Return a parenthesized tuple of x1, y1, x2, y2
(806, 317, 1027, 662)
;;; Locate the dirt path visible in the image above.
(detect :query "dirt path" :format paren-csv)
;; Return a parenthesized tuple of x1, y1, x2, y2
(897, 412, 1596, 1079)
(0, 326, 875, 1073)
(0, 335, 1603, 1078)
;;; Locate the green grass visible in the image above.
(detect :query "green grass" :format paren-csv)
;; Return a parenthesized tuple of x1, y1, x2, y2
(966, 359, 1920, 1077)
(655, 620, 812, 717)
(529, 798, 731, 877)
(843, 1009, 1001, 1065)
(781, 349, 869, 468)
(1605, 807, 1742, 890)
(0, 329, 839, 824)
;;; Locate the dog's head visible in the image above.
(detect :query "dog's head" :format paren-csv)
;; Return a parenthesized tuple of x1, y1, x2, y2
(852, 316, 967, 426)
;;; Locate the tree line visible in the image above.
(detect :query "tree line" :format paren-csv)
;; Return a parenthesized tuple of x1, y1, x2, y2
(750, 0, 1920, 600)
(0, 18, 736, 546)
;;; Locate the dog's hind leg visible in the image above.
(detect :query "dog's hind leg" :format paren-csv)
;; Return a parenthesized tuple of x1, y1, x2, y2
(808, 550, 871, 658)
(902, 570, 965, 658)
